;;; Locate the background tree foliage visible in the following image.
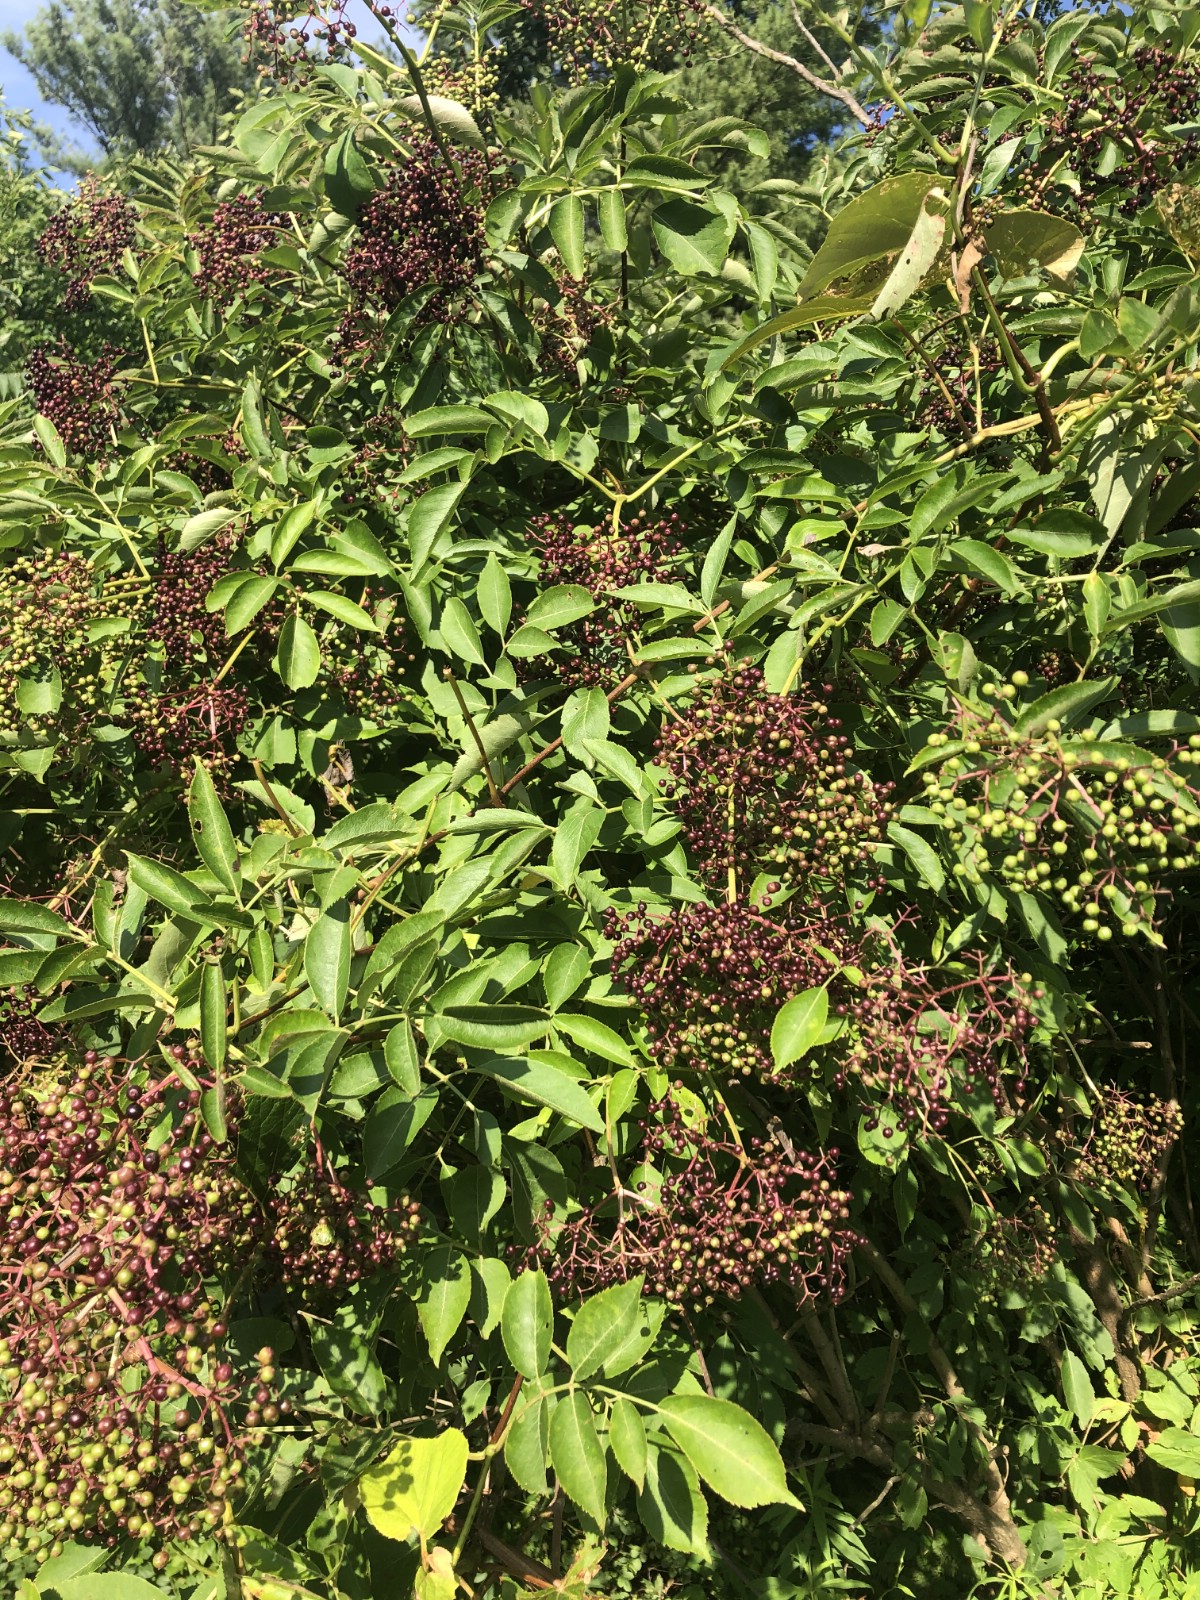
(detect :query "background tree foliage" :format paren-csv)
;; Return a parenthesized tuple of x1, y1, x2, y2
(1, 1, 1200, 1598)
(2, 0, 256, 172)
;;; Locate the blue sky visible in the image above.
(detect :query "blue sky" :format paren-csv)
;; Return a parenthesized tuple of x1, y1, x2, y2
(1, 0, 90, 166)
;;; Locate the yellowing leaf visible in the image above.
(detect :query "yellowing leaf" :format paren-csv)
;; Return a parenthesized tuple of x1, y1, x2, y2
(358, 1429, 469, 1543)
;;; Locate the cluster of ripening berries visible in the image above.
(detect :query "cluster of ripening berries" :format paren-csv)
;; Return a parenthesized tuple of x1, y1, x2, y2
(530, 1098, 856, 1309)
(609, 899, 841, 1082)
(519, 0, 708, 79)
(239, 0, 358, 83)
(0, 986, 58, 1069)
(190, 192, 284, 306)
(342, 407, 411, 511)
(836, 945, 1038, 1130)
(609, 899, 1038, 1129)
(326, 588, 417, 724)
(970, 1204, 1058, 1302)
(0, 1052, 273, 1561)
(1066, 1089, 1182, 1194)
(339, 139, 490, 350)
(37, 180, 136, 311)
(411, 0, 508, 112)
(146, 541, 232, 670)
(913, 336, 1003, 438)
(0, 550, 132, 746)
(533, 273, 613, 380)
(26, 344, 123, 459)
(921, 696, 1200, 938)
(527, 511, 683, 688)
(656, 664, 891, 892)
(129, 680, 252, 786)
(269, 1156, 422, 1303)
(1026, 44, 1200, 215)
(127, 541, 257, 783)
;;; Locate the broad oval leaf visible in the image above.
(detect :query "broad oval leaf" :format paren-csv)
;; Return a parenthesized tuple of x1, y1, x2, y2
(656, 1395, 798, 1509)
(770, 987, 829, 1073)
(501, 1268, 553, 1379)
(564, 1278, 643, 1384)
(548, 1390, 608, 1526)
(305, 899, 352, 1021)
(358, 1428, 469, 1542)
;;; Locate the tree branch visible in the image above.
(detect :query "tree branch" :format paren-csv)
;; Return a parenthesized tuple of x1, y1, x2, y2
(703, 3, 873, 126)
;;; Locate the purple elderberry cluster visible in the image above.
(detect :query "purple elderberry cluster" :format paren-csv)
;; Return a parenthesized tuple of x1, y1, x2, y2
(0, 986, 59, 1070)
(37, 180, 137, 311)
(26, 344, 123, 459)
(129, 680, 251, 786)
(339, 138, 490, 349)
(191, 192, 285, 306)
(609, 899, 1039, 1131)
(913, 335, 1003, 437)
(526, 510, 683, 688)
(266, 1149, 422, 1306)
(239, 0, 359, 83)
(533, 273, 613, 380)
(655, 663, 891, 892)
(341, 409, 412, 511)
(0, 1049, 279, 1562)
(838, 944, 1038, 1131)
(528, 1098, 856, 1310)
(608, 898, 847, 1081)
(146, 541, 232, 670)
(128, 539, 271, 785)
(1024, 43, 1200, 215)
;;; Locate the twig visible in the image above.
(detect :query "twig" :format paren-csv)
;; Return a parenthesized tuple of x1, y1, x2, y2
(1120, 1271, 1200, 1324)
(704, 3, 872, 125)
(445, 668, 503, 808)
(251, 759, 301, 837)
(851, 1474, 900, 1527)
(788, 0, 843, 80)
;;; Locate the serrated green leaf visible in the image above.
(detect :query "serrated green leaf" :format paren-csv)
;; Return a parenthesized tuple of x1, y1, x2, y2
(188, 758, 239, 894)
(770, 987, 828, 1072)
(657, 1395, 798, 1509)
(549, 1390, 607, 1526)
(502, 1268, 553, 1379)
(567, 1278, 643, 1381)
(417, 1246, 472, 1366)
(609, 1397, 648, 1490)
(305, 899, 352, 1020)
(276, 610, 321, 689)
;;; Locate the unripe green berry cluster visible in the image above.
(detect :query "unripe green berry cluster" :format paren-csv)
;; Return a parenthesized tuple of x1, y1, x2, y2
(1069, 1089, 1182, 1194)
(518, 0, 708, 81)
(969, 1204, 1057, 1302)
(0, 551, 132, 746)
(922, 707, 1200, 939)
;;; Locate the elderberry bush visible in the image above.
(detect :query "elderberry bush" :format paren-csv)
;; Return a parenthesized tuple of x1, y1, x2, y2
(1, 0, 1199, 1594)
